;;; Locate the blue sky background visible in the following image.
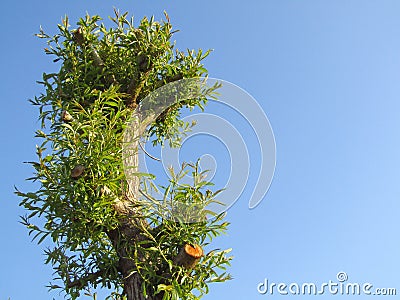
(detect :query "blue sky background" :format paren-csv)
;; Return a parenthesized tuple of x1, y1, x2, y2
(2, 1, 400, 299)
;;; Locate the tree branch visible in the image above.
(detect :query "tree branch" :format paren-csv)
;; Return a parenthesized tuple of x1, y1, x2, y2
(73, 27, 118, 85)
(173, 244, 204, 269)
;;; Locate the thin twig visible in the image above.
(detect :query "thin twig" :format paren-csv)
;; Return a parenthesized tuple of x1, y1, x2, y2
(139, 141, 161, 161)
(66, 270, 104, 289)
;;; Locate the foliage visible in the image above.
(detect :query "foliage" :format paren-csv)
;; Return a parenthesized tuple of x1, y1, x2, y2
(135, 162, 232, 299)
(16, 10, 231, 300)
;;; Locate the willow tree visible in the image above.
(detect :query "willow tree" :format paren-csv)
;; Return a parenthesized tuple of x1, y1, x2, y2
(17, 10, 231, 300)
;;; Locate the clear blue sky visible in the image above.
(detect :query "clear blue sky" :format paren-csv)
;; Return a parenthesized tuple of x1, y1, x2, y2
(2, 1, 400, 299)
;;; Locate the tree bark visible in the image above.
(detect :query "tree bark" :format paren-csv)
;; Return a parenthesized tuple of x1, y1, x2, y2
(115, 110, 163, 300)
(116, 81, 205, 299)
(120, 111, 146, 300)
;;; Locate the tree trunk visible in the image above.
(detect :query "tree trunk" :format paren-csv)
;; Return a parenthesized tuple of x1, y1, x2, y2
(124, 273, 163, 300)
(124, 274, 147, 300)
(117, 111, 161, 300)
(116, 81, 202, 299)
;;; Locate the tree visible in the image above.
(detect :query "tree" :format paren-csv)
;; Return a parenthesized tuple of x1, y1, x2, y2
(17, 10, 232, 300)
